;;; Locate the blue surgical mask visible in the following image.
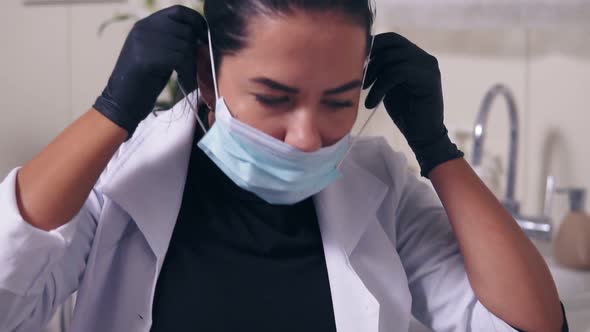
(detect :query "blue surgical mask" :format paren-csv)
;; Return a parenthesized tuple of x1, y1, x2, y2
(198, 97, 351, 205)
(177, 14, 377, 205)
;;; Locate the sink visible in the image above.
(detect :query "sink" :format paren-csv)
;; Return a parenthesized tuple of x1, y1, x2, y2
(532, 239, 590, 331)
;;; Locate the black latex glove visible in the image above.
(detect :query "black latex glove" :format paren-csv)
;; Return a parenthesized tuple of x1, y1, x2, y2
(363, 32, 464, 178)
(93, 5, 207, 140)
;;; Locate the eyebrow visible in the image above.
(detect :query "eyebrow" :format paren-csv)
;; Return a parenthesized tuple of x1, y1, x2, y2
(323, 80, 362, 96)
(250, 77, 299, 94)
(250, 77, 362, 96)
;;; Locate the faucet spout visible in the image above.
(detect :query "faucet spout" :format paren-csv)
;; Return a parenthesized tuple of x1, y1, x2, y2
(472, 84, 520, 214)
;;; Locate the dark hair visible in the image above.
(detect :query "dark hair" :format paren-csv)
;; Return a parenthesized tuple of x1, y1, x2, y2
(204, 0, 374, 68)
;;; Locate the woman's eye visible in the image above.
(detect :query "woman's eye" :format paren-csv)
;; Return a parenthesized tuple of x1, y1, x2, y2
(254, 94, 290, 106)
(322, 99, 354, 109)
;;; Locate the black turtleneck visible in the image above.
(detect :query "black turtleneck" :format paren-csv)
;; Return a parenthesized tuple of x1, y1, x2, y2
(149, 121, 337, 332)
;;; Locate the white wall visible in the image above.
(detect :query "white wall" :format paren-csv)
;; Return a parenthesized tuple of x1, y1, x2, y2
(0, 0, 131, 176)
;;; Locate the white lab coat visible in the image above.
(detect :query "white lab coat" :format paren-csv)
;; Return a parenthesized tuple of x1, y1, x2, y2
(0, 98, 519, 332)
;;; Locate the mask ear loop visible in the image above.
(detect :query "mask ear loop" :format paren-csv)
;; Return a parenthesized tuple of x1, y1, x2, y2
(338, 0, 378, 168)
(176, 18, 218, 135)
(354, 34, 378, 137)
(178, 80, 208, 134)
(207, 27, 220, 102)
(356, 0, 378, 138)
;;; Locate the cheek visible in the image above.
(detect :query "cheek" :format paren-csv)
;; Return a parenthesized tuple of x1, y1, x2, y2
(236, 105, 288, 140)
(318, 107, 358, 145)
(218, 78, 288, 140)
(319, 91, 362, 142)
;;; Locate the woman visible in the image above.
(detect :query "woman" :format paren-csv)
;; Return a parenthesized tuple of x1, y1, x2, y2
(0, 1, 567, 331)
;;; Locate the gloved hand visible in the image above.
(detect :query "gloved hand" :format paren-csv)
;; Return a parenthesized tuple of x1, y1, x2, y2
(93, 5, 207, 140)
(363, 32, 464, 178)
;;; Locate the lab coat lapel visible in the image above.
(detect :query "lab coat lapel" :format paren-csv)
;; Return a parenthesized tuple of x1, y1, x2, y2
(314, 155, 389, 332)
(99, 102, 196, 268)
(97, 99, 396, 331)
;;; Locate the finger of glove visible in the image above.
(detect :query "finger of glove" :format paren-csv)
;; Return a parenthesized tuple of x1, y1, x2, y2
(371, 32, 417, 54)
(364, 50, 414, 89)
(368, 56, 440, 94)
(134, 18, 195, 46)
(176, 51, 198, 93)
(132, 25, 198, 56)
(369, 33, 435, 75)
(393, 62, 441, 97)
(126, 38, 188, 75)
(366, 37, 433, 88)
(382, 87, 412, 134)
(383, 87, 412, 117)
(165, 5, 208, 42)
(370, 36, 430, 63)
(364, 69, 406, 109)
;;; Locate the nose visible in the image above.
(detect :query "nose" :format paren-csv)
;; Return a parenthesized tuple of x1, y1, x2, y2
(283, 111, 322, 152)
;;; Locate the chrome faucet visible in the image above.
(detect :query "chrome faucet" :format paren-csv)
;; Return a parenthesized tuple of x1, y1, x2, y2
(471, 84, 552, 240)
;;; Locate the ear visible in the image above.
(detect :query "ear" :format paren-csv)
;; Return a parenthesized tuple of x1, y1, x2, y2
(197, 44, 216, 110)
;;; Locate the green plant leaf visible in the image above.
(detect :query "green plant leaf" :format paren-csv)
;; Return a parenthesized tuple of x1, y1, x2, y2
(145, 0, 156, 11)
(97, 13, 139, 36)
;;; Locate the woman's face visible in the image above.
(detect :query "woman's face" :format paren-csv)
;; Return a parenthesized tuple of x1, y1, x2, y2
(201, 10, 368, 152)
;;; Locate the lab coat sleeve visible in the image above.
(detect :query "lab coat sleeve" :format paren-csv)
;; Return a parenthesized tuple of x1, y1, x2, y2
(381, 147, 519, 331)
(0, 167, 101, 332)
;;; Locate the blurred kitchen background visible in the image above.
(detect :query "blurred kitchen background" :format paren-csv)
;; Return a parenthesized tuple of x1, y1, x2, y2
(1, 0, 589, 331)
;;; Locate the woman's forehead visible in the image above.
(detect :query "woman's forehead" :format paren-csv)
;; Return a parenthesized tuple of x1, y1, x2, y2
(221, 11, 368, 87)
(247, 11, 366, 55)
